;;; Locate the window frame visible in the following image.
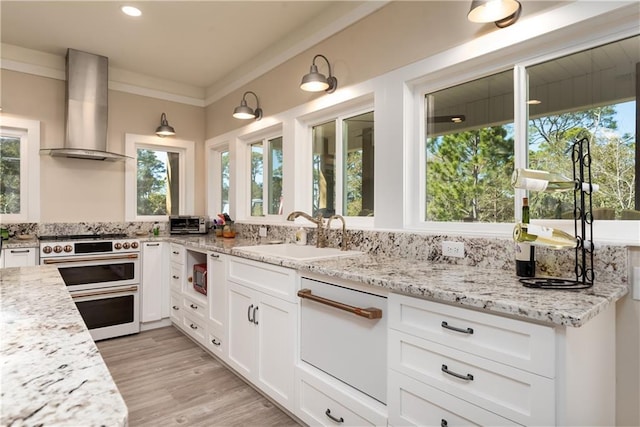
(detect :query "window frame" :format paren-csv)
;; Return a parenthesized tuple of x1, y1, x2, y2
(206, 140, 230, 218)
(408, 31, 639, 244)
(124, 133, 195, 221)
(243, 129, 283, 220)
(0, 116, 40, 222)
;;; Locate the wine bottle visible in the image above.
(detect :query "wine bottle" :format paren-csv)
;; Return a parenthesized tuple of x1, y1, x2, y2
(515, 197, 535, 277)
(513, 222, 578, 250)
(511, 168, 599, 193)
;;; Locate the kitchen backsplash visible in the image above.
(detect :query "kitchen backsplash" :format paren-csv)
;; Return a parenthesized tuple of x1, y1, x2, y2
(3, 221, 628, 285)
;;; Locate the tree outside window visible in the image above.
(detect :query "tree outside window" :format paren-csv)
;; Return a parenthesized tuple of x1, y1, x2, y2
(0, 135, 21, 214)
(136, 148, 179, 216)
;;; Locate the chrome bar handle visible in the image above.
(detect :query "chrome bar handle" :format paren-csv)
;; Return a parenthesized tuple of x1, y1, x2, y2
(297, 289, 382, 319)
(441, 364, 474, 381)
(71, 286, 138, 299)
(44, 253, 139, 264)
(441, 321, 473, 335)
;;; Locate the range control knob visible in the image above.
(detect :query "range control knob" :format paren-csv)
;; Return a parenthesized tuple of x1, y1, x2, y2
(114, 243, 122, 250)
(53, 245, 63, 253)
(43, 246, 52, 254)
(131, 242, 139, 249)
(64, 245, 73, 253)
(122, 242, 131, 250)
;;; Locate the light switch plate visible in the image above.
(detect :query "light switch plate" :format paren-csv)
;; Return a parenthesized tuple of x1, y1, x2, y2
(259, 227, 267, 238)
(442, 241, 464, 258)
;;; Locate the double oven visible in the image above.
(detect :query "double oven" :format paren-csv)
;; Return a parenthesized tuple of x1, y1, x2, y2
(40, 234, 140, 341)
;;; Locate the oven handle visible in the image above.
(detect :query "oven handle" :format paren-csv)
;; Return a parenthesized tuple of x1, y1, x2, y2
(43, 253, 139, 264)
(71, 286, 138, 299)
(297, 288, 383, 319)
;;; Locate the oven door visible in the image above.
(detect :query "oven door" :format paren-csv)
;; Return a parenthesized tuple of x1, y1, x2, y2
(71, 285, 140, 341)
(41, 253, 139, 291)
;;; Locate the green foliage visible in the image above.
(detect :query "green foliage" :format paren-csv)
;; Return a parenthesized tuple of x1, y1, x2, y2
(0, 136, 21, 214)
(137, 149, 167, 215)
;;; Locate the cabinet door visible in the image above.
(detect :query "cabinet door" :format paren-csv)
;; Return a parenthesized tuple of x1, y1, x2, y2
(227, 282, 257, 378)
(208, 252, 226, 336)
(141, 242, 164, 322)
(256, 291, 296, 411)
(4, 248, 37, 267)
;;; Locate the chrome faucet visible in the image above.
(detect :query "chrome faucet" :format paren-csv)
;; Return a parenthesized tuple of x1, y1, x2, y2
(286, 211, 326, 248)
(327, 214, 349, 251)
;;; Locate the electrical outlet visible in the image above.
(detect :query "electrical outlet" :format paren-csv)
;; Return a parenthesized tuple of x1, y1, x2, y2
(442, 241, 464, 258)
(259, 227, 268, 238)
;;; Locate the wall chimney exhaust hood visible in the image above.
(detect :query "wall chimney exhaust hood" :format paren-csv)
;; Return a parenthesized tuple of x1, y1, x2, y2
(43, 49, 130, 161)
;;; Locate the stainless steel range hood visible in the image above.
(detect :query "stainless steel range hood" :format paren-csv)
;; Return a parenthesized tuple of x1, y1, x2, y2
(43, 49, 129, 161)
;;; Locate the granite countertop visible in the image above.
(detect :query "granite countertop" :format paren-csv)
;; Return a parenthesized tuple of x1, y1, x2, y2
(0, 265, 128, 427)
(166, 235, 628, 328)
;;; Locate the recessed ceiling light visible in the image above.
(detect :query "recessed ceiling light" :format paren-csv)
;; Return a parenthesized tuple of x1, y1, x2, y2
(121, 6, 142, 17)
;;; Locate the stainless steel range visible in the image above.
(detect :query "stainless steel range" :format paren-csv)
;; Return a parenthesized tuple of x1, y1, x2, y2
(39, 234, 141, 341)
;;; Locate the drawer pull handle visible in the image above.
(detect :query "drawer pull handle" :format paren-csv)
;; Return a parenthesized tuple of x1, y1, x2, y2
(298, 289, 382, 319)
(325, 409, 344, 423)
(248, 304, 254, 323)
(211, 339, 221, 346)
(10, 249, 30, 254)
(172, 305, 179, 310)
(441, 364, 474, 381)
(172, 275, 180, 279)
(210, 253, 220, 258)
(441, 419, 448, 427)
(190, 304, 198, 310)
(146, 243, 160, 247)
(441, 321, 473, 335)
(253, 306, 259, 325)
(172, 251, 180, 255)
(189, 324, 198, 330)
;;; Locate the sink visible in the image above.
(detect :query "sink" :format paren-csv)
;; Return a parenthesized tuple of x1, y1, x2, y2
(234, 243, 363, 261)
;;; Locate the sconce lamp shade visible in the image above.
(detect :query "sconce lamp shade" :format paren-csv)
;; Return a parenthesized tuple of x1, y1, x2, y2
(155, 112, 175, 137)
(468, 0, 521, 27)
(233, 91, 262, 121)
(300, 54, 338, 93)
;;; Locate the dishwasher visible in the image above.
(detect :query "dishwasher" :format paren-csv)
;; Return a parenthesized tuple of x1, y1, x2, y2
(299, 277, 387, 404)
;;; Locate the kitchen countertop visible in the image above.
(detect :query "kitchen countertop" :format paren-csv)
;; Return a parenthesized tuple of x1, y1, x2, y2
(165, 235, 628, 328)
(0, 265, 128, 427)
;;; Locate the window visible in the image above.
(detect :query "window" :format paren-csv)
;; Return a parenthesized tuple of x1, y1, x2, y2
(421, 35, 638, 226)
(312, 110, 374, 218)
(0, 117, 40, 222)
(424, 71, 514, 222)
(249, 136, 283, 216)
(125, 134, 194, 221)
(526, 35, 638, 221)
(221, 150, 230, 214)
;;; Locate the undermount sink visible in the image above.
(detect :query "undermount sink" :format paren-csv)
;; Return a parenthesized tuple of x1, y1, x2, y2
(234, 243, 363, 261)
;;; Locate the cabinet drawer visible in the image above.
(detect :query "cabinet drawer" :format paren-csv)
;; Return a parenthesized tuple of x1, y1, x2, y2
(227, 256, 297, 301)
(206, 331, 224, 358)
(170, 292, 182, 323)
(169, 244, 185, 264)
(388, 370, 521, 427)
(170, 263, 184, 292)
(183, 295, 206, 321)
(389, 293, 555, 377)
(389, 329, 554, 426)
(182, 312, 206, 345)
(299, 377, 376, 426)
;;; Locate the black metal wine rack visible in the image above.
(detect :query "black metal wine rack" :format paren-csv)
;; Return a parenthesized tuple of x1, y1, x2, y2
(519, 137, 595, 290)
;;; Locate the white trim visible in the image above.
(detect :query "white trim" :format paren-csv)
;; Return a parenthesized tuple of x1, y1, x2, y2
(124, 133, 195, 221)
(109, 82, 205, 108)
(0, 116, 40, 222)
(206, 139, 230, 219)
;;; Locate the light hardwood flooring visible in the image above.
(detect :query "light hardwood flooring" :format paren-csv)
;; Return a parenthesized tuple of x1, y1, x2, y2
(97, 326, 299, 427)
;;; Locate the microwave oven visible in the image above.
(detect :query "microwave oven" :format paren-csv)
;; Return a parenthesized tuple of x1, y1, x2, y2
(169, 216, 208, 234)
(193, 263, 207, 295)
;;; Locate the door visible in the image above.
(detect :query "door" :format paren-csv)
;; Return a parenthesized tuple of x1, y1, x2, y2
(227, 282, 256, 378)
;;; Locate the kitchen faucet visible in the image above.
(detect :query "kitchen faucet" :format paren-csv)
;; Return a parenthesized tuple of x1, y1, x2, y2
(327, 214, 349, 251)
(286, 211, 326, 248)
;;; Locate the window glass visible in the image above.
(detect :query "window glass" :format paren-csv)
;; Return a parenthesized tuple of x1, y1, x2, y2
(136, 148, 180, 216)
(344, 112, 375, 216)
(221, 150, 230, 214)
(425, 70, 515, 222)
(527, 35, 638, 220)
(312, 121, 336, 217)
(250, 142, 264, 216)
(267, 137, 283, 215)
(0, 133, 21, 214)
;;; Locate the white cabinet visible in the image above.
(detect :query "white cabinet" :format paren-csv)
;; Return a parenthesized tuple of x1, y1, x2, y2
(206, 252, 226, 358)
(3, 247, 38, 267)
(141, 241, 168, 323)
(226, 256, 297, 412)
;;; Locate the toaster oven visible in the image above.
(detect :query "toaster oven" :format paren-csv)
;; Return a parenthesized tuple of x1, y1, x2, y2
(169, 215, 208, 234)
(193, 263, 207, 295)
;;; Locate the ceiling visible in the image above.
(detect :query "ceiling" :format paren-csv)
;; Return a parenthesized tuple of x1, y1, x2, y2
(0, 1, 381, 102)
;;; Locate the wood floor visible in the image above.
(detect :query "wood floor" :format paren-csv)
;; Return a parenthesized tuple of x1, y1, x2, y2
(96, 327, 299, 427)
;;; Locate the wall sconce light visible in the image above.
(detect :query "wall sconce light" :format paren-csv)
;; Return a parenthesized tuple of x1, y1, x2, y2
(300, 54, 338, 93)
(155, 112, 175, 137)
(233, 91, 263, 121)
(467, 0, 521, 28)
